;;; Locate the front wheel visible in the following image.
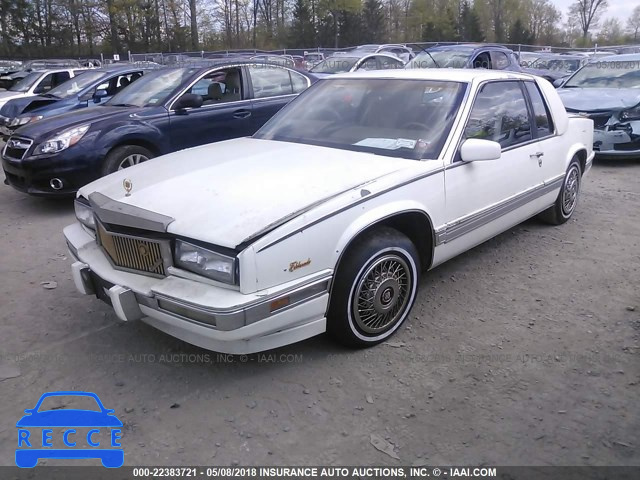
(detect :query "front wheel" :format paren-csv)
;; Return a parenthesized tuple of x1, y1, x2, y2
(538, 157, 582, 225)
(327, 227, 420, 347)
(102, 145, 153, 176)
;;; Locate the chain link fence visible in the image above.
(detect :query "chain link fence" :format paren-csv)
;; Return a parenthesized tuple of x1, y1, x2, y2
(126, 42, 640, 65)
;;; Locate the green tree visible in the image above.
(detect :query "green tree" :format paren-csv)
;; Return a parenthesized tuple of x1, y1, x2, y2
(508, 18, 534, 44)
(361, 0, 385, 43)
(289, 0, 316, 46)
(460, 0, 485, 42)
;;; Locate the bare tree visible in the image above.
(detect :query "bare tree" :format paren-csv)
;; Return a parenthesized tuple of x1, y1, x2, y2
(569, 0, 608, 39)
(189, 0, 199, 49)
(628, 5, 640, 41)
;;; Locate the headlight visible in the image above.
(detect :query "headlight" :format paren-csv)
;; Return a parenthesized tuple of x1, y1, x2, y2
(8, 115, 43, 127)
(74, 198, 95, 230)
(620, 105, 640, 121)
(174, 240, 237, 284)
(34, 124, 89, 155)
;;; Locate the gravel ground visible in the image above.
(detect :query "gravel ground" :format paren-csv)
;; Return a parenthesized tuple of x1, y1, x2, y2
(0, 160, 638, 467)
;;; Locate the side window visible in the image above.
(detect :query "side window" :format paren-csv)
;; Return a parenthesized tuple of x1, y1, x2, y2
(492, 52, 510, 70)
(464, 81, 532, 149)
(358, 57, 378, 71)
(34, 73, 54, 93)
(524, 82, 554, 137)
(472, 52, 491, 69)
(248, 65, 294, 98)
(380, 57, 404, 69)
(52, 71, 71, 87)
(290, 71, 308, 93)
(95, 80, 112, 94)
(183, 68, 243, 106)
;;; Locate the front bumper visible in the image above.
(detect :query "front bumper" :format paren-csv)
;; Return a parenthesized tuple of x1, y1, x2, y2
(64, 222, 330, 354)
(2, 148, 100, 197)
(593, 125, 640, 159)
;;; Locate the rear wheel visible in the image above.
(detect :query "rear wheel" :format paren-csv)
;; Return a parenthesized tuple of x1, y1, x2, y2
(538, 157, 582, 225)
(327, 227, 420, 347)
(102, 145, 153, 176)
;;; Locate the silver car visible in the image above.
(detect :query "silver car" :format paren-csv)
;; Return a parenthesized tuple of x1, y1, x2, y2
(557, 53, 640, 159)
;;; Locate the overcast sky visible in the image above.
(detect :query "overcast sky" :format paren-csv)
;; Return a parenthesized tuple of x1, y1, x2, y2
(552, 0, 635, 26)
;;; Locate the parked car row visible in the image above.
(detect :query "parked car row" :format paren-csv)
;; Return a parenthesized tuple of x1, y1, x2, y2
(2, 60, 316, 196)
(0, 65, 153, 140)
(2, 46, 639, 201)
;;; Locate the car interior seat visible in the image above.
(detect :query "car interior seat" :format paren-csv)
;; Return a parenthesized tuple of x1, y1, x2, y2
(204, 83, 224, 104)
(118, 77, 130, 91)
(224, 70, 241, 101)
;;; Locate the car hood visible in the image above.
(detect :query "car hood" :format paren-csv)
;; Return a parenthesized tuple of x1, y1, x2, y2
(520, 67, 564, 81)
(13, 105, 149, 140)
(557, 88, 640, 112)
(79, 138, 412, 248)
(16, 410, 122, 427)
(0, 95, 62, 118)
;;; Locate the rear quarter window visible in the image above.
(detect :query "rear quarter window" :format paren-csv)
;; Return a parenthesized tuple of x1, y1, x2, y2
(524, 82, 554, 137)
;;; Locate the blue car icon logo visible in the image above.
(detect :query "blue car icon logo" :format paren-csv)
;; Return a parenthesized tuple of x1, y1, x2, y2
(16, 391, 123, 468)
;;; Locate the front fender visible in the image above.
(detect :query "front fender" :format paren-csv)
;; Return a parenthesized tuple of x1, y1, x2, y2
(331, 200, 433, 266)
(96, 121, 169, 158)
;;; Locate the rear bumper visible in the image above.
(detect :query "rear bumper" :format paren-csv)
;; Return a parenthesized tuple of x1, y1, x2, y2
(64, 222, 330, 354)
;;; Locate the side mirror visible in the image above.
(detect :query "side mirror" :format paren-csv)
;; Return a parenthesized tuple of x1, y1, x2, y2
(93, 89, 108, 103)
(460, 138, 501, 162)
(553, 78, 565, 88)
(174, 93, 203, 111)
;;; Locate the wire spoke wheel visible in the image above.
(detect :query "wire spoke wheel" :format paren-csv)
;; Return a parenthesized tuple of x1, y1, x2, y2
(562, 165, 580, 216)
(117, 153, 148, 170)
(352, 254, 412, 335)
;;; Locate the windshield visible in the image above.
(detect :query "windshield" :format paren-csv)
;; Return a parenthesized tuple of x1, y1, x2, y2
(106, 68, 198, 107)
(9, 72, 42, 92)
(564, 60, 640, 88)
(407, 49, 473, 69)
(47, 70, 102, 98)
(311, 57, 360, 74)
(255, 78, 466, 160)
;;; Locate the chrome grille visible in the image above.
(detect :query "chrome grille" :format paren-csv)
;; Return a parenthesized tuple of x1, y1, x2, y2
(3, 136, 32, 160)
(97, 222, 167, 276)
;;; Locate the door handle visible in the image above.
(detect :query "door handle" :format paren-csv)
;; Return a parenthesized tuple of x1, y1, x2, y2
(233, 109, 251, 119)
(531, 151, 544, 167)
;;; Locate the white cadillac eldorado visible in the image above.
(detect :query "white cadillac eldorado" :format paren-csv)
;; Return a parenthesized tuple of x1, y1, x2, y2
(64, 69, 594, 354)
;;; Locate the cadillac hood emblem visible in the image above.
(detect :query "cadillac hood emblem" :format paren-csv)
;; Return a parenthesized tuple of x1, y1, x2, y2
(123, 178, 133, 196)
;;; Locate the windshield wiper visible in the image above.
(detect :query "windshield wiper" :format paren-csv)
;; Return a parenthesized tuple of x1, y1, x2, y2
(413, 44, 440, 68)
(41, 93, 59, 98)
(109, 103, 137, 107)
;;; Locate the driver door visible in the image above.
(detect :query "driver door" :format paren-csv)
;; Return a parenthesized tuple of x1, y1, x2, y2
(441, 81, 546, 255)
(168, 67, 254, 151)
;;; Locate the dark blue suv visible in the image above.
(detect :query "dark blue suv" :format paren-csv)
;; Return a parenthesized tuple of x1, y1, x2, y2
(2, 60, 316, 196)
(0, 65, 155, 140)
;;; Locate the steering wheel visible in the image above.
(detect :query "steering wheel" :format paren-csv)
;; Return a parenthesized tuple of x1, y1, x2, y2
(315, 106, 342, 122)
(402, 122, 429, 131)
